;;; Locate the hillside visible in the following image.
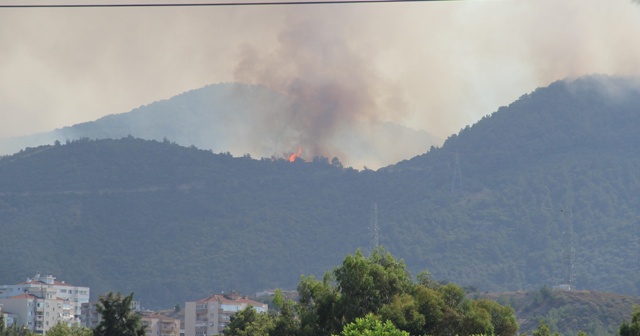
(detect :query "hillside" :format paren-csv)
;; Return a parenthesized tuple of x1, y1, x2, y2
(0, 83, 436, 169)
(480, 288, 640, 336)
(378, 75, 640, 295)
(0, 75, 639, 315)
(0, 137, 373, 308)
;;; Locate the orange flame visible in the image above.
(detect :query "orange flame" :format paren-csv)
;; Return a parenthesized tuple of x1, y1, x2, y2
(289, 147, 302, 162)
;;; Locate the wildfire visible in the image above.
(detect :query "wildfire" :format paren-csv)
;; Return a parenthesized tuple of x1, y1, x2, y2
(289, 147, 302, 162)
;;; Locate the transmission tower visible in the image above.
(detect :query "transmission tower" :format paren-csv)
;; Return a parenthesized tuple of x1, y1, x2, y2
(451, 152, 463, 193)
(369, 202, 379, 252)
(562, 208, 576, 289)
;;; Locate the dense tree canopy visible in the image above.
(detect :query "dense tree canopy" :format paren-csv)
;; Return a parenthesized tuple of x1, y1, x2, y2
(46, 323, 93, 336)
(229, 247, 519, 336)
(619, 305, 640, 336)
(93, 292, 145, 336)
(224, 306, 273, 336)
(334, 314, 409, 336)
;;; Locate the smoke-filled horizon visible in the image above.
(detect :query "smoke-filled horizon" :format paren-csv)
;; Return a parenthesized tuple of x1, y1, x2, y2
(233, 15, 407, 160)
(1, 0, 639, 167)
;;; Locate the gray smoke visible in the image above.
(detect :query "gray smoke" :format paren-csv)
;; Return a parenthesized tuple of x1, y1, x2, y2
(233, 15, 407, 161)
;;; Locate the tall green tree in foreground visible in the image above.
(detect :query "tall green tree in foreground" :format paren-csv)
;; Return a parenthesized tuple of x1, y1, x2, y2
(228, 247, 518, 336)
(334, 314, 409, 336)
(93, 292, 145, 336)
(270, 289, 300, 336)
(298, 247, 518, 336)
(619, 305, 640, 336)
(224, 306, 273, 336)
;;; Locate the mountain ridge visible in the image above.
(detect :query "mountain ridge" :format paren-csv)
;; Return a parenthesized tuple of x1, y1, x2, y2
(0, 82, 437, 169)
(0, 75, 638, 314)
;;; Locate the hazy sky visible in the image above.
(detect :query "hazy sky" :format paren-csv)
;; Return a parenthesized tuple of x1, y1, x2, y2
(1, 0, 639, 161)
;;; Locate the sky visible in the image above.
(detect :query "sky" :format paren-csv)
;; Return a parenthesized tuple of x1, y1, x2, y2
(1, 0, 639, 167)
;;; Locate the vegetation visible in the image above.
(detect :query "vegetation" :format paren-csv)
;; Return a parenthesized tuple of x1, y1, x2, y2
(334, 314, 409, 336)
(225, 247, 518, 336)
(46, 323, 93, 336)
(0, 75, 638, 318)
(93, 292, 145, 336)
(533, 320, 560, 336)
(0, 315, 34, 336)
(619, 305, 640, 336)
(479, 288, 640, 336)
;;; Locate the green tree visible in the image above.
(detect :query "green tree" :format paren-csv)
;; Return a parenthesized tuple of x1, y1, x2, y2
(270, 289, 300, 336)
(297, 247, 518, 336)
(619, 305, 640, 336)
(413, 285, 445, 335)
(334, 247, 413, 323)
(379, 294, 425, 336)
(334, 313, 409, 336)
(223, 306, 273, 336)
(0, 314, 36, 336)
(93, 292, 145, 336)
(476, 299, 519, 336)
(0, 322, 35, 336)
(532, 320, 560, 336)
(46, 323, 93, 336)
(297, 274, 342, 336)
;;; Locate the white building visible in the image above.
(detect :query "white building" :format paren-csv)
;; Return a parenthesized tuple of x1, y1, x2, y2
(140, 312, 180, 336)
(0, 274, 90, 333)
(0, 293, 70, 333)
(184, 293, 267, 336)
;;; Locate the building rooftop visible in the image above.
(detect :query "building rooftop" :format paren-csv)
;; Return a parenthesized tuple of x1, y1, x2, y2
(197, 293, 266, 306)
(6, 293, 40, 300)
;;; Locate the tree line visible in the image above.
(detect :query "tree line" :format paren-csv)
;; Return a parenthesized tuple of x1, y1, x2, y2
(1, 247, 639, 336)
(222, 248, 640, 336)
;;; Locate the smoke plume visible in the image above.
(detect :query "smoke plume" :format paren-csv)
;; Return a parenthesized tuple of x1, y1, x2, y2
(233, 14, 406, 161)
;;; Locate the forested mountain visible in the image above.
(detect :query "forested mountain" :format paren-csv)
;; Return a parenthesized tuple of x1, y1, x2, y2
(480, 288, 640, 336)
(0, 75, 638, 312)
(0, 83, 436, 169)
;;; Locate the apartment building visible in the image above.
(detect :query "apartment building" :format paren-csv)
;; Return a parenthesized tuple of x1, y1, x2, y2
(0, 274, 89, 333)
(140, 312, 180, 336)
(183, 293, 268, 336)
(0, 293, 72, 333)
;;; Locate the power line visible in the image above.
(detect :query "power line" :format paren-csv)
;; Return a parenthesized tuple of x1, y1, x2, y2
(0, 0, 468, 8)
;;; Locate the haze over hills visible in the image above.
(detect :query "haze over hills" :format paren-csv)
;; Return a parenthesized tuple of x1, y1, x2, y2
(0, 75, 639, 319)
(0, 83, 437, 169)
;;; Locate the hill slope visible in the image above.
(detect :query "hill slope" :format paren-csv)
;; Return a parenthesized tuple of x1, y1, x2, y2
(0, 75, 638, 313)
(481, 288, 640, 336)
(0, 83, 436, 169)
(379, 75, 640, 295)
